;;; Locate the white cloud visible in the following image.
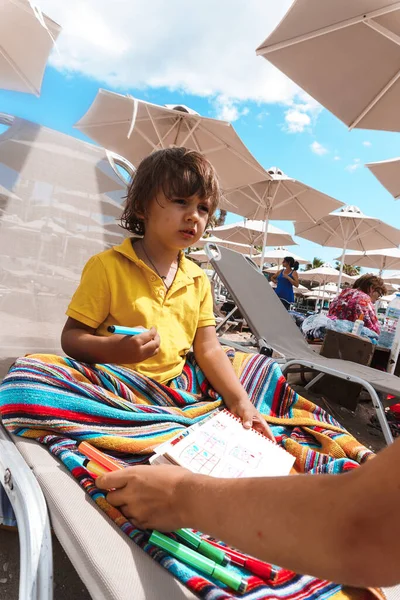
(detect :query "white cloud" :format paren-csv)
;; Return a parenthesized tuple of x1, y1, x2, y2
(213, 96, 249, 122)
(284, 108, 311, 133)
(334, 155, 341, 161)
(38, 0, 303, 117)
(283, 93, 322, 133)
(345, 158, 362, 172)
(310, 141, 329, 156)
(363, 141, 372, 147)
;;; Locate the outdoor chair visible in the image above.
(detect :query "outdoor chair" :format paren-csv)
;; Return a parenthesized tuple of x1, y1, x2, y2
(0, 115, 195, 599)
(206, 243, 400, 446)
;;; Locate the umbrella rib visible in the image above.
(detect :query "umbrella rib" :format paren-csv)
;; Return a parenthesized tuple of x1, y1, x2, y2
(178, 119, 202, 147)
(272, 183, 316, 221)
(144, 104, 165, 147)
(198, 125, 267, 179)
(350, 64, 400, 130)
(257, 2, 400, 55)
(0, 46, 40, 96)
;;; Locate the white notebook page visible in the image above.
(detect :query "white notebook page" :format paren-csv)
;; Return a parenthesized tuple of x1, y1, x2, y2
(164, 409, 295, 478)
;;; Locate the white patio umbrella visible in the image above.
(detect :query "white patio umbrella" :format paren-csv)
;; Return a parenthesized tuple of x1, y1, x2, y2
(311, 283, 341, 295)
(221, 166, 342, 263)
(253, 246, 308, 267)
(334, 248, 400, 275)
(383, 273, 400, 285)
(256, 1, 400, 132)
(75, 90, 267, 190)
(210, 220, 296, 249)
(295, 205, 400, 287)
(187, 250, 210, 264)
(366, 157, 400, 199)
(194, 236, 252, 255)
(1, 0, 61, 96)
(299, 263, 353, 285)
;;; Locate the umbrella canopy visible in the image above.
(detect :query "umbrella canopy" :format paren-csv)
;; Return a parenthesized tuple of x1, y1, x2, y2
(75, 90, 267, 190)
(366, 157, 400, 199)
(187, 250, 210, 264)
(256, 0, 400, 132)
(254, 246, 308, 265)
(334, 248, 400, 274)
(295, 205, 400, 286)
(299, 263, 353, 285)
(383, 273, 400, 284)
(210, 220, 296, 248)
(1, 0, 61, 96)
(194, 236, 252, 255)
(311, 283, 341, 295)
(221, 166, 342, 222)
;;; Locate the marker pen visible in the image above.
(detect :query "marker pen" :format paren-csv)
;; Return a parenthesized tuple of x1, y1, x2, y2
(175, 529, 228, 565)
(203, 539, 294, 583)
(84, 460, 109, 478)
(150, 531, 247, 593)
(107, 325, 148, 336)
(78, 442, 125, 472)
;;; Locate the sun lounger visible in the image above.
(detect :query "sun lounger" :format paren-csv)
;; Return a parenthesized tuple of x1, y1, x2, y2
(206, 243, 400, 446)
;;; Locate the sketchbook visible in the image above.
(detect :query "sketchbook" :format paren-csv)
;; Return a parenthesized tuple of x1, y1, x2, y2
(150, 409, 295, 478)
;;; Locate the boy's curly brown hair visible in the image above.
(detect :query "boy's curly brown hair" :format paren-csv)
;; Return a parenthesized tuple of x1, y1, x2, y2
(120, 147, 221, 235)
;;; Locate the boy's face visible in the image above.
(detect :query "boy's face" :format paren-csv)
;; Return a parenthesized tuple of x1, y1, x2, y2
(145, 190, 211, 250)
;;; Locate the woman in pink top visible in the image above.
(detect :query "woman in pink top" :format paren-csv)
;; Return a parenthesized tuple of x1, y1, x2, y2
(328, 274, 387, 334)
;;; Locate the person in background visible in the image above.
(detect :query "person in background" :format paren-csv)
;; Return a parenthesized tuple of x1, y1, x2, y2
(328, 274, 386, 334)
(271, 256, 299, 309)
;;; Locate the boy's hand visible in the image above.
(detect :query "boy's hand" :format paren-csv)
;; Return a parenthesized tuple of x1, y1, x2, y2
(115, 327, 160, 362)
(226, 396, 275, 441)
(96, 465, 191, 531)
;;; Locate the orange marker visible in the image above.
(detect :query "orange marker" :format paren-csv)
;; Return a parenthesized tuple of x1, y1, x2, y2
(78, 441, 125, 472)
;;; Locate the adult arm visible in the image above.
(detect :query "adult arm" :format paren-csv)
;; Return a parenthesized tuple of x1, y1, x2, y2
(283, 270, 299, 288)
(270, 270, 281, 283)
(98, 438, 400, 588)
(193, 326, 274, 439)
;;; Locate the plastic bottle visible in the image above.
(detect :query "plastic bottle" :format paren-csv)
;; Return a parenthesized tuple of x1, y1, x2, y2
(352, 314, 364, 336)
(378, 293, 400, 350)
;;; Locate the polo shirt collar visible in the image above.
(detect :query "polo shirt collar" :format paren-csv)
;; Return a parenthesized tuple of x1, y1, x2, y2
(113, 238, 202, 285)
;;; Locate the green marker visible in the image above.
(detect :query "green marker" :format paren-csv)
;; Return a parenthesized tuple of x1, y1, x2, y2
(150, 531, 247, 593)
(176, 529, 228, 565)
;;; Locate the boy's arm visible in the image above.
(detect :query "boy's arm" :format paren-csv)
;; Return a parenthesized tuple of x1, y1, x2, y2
(61, 318, 160, 364)
(98, 438, 400, 588)
(193, 326, 273, 439)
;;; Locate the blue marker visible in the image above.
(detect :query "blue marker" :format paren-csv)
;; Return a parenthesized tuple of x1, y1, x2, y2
(107, 325, 149, 336)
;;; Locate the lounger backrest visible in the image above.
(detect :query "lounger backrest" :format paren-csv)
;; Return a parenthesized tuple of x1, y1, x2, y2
(207, 244, 313, 359)
(0, 115, 129, 378)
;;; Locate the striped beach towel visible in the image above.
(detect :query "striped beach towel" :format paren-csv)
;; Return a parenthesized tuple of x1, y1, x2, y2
(0, 350, 380, 600)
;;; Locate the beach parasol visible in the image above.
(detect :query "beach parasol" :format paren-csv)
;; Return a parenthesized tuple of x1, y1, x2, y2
(211, 220, 296, 249)
(75, 90, 267, 190)
(257, 0, 400, 132)
(295, 205, 400, 287)
(0, 0, 61, 96)
(334, 248, 400, 275)
(220, 166, 342, 265)
(194, 236, 252, 255)
(367, 157, 400, 199)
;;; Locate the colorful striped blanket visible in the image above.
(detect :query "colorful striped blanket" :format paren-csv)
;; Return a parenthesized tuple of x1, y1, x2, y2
(0, 351, 379, 600)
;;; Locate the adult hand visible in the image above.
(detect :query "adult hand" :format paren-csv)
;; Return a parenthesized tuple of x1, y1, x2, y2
(96, 465, 191, 531)
(225, 395, 275, 441)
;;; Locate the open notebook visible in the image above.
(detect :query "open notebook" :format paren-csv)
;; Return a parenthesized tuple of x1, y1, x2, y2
(150, 409, 295, 477)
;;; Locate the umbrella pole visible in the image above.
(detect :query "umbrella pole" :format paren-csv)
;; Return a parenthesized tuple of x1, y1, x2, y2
(260, 216, 270, 272)
(337, 240, 348, 289)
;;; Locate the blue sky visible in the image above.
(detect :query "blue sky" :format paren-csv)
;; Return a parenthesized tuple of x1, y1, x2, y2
(2, 0, 400, 270)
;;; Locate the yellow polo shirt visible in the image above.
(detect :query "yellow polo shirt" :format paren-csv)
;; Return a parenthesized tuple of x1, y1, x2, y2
(66, 238, 215, 383)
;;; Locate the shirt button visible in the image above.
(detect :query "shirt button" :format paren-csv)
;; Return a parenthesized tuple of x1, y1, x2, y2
(158, 289, 165, 297)
(150, 275, 156, 282)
